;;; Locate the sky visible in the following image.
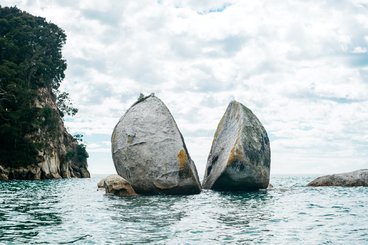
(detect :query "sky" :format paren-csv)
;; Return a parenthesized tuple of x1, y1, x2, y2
(1, 0, 368, 175)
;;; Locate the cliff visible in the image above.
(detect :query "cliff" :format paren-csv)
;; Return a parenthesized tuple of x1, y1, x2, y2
(0, 88, 90, 180)
(0, 7, 90, 180)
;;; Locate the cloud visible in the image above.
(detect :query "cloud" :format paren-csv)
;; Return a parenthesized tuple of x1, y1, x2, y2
(1, 0, 368, 175)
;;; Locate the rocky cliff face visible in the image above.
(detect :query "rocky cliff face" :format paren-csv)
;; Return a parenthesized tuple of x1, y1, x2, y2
(0, 88, 90, 180)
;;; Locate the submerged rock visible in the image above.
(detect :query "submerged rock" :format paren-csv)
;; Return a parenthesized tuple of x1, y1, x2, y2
(112, 94, 201, 195)
(103, 174, 136, 197)
(307, 169, 368, 187)
(202, 101, 270, 191)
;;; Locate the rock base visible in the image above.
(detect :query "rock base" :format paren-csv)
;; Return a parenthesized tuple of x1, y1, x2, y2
(0, 164, 90, 180)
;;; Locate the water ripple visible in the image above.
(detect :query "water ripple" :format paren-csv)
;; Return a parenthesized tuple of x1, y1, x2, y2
(0, 175, 367, 244)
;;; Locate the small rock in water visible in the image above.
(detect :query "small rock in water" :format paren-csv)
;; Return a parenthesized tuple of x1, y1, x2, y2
(97, 177, 106, 189)
(111, 94, 201, 195)
(103, 174, 137, 197)
(0, 165, 9, 180)
(307, 169, 368, 187)
(202, 101, 271, 191)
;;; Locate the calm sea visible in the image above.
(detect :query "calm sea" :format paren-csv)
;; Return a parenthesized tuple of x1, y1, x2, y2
(0, 175, 367, 244)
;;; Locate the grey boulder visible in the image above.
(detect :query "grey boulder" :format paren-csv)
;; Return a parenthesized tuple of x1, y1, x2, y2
(112, 94, 201, 195)
(103, 174, 137, 197)
(202, 101, 271, 191)
(307, 169, 368, 187)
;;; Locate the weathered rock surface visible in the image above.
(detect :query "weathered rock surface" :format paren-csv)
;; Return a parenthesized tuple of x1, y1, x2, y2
(112, 94, 201, 195)
(103, 174, 137, 197)
(307, 169, 368, 187)
(0, 88, 90, 180)
(97, 177, 106, 188)
(202, 101, 271, 191)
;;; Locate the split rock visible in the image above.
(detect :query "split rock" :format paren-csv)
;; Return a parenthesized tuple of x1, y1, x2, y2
(202, 101, 270, 191)
(112, 94, 201, 195)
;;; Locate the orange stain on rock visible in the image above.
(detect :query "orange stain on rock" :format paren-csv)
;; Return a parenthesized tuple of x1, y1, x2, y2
(227, 147, 236, 166)
(178, 149, 187, 170)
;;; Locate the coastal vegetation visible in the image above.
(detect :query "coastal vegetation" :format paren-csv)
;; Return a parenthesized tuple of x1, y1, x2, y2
(0, 6, 87, 168)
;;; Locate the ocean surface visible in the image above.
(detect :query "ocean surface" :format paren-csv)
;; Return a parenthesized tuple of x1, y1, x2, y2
(0, 175, 367, 244)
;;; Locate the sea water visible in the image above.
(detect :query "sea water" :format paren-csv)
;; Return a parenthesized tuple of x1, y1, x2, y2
(0, 175, 367, 244)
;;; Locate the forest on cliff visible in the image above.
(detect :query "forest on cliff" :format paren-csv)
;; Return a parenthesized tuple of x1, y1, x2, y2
(0, 6, 86, 167)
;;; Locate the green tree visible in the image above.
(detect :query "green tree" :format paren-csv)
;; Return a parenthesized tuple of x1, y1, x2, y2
(65, 134, 89, 162)
(0, 6, 79, 166)
(56, 91, 78, 117)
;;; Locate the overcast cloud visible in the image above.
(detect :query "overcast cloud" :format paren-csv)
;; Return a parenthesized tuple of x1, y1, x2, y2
(2, 0, 368, 175)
